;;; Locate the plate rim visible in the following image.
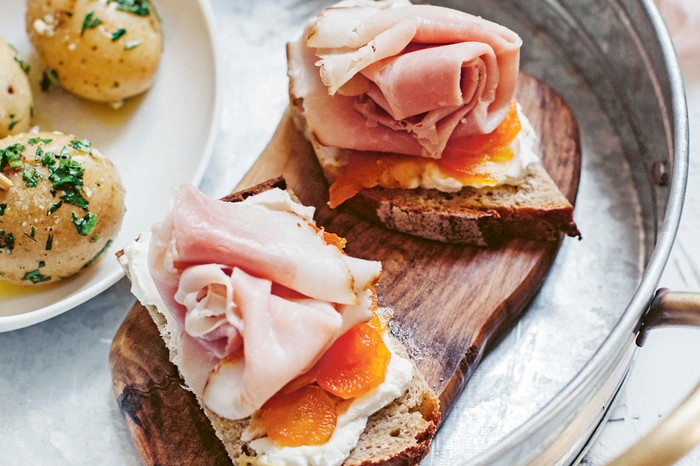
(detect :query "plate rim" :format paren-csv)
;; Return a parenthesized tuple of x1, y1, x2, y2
(0, 0, 222, 333)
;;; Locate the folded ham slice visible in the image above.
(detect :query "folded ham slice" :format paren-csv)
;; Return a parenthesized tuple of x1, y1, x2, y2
(149, 185, 380, 316)
(147, 185, 382, 419)
(202, 268, 343, 419)
(288, 0, 522, 158)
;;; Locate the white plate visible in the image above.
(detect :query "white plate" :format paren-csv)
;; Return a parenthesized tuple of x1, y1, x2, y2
(0, 0, 221, 331)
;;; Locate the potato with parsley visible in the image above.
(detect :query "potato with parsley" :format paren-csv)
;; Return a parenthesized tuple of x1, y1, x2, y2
(26, 0, 162, 104)
(0, 132, 125, 285)
(0, 38, 33, 138)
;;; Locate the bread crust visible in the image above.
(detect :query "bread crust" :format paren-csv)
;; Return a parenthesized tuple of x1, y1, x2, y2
(287, 50, 580, 246)
(124, 179, 440, 466)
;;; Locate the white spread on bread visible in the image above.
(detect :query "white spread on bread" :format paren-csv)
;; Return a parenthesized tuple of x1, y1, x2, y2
(119, 186, 414, 464)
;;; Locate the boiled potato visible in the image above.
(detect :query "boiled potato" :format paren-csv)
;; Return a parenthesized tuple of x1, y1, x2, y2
(26, 0, 162, 103)
(0, 38, 33, 138)
(0, 132, 125, 285)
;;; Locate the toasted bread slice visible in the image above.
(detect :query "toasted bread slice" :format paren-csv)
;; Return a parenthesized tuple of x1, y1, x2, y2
(288, 76, 580, 247)
(120, 178, 440, 466)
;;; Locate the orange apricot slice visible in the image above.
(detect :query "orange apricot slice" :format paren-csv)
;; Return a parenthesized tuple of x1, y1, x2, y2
(309, 223, 348, 251)
(315, 321, 391, 400)
(260, 385, 337, 447)
(441, 100, 521, 159)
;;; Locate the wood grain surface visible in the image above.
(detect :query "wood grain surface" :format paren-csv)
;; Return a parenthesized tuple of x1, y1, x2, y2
(110, 74, 581, 465)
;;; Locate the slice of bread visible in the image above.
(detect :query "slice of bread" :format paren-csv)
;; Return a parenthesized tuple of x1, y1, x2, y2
(122, 178, 440, 466)
(288, 71, 580, 247)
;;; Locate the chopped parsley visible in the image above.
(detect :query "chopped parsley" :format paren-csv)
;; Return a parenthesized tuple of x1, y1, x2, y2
(22, 164, 42, 187)
(39, 260, 46, 268)
(47, 201, 63, 215)
(0, 203, 6, 216)
(90, 233, 100, 243)
(45, 234, 54, 251)
(72, 211, 98, 236)
(30, 106, 35, 118)
(82, 239, 112, 269)
(61, 191, 89, 210)
(8, 120, 20, 131)
(40, 150, 53, 166)
(28, 137, 52, 145)
(111, 0, 151, 16)
(111, 28, 127, 41)
(69, 139, 92, 154)
(0, 230, 14, 252)
(24, 226, 37, 242)
(22, 268, 51, 284)
(81, 11, 102, 35)
(40, 68, 60, 92)
(0, 143, 26, 171)
(43, 148, 90, 210)
(124, 41, 142, 51)
(13, 56, 30, 75)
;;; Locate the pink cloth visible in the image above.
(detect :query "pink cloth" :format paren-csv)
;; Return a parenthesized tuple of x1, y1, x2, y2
(657, 0, 700, 58)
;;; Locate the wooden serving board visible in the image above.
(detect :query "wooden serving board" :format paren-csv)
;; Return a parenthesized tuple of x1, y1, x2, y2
(110, 74, 580, 465)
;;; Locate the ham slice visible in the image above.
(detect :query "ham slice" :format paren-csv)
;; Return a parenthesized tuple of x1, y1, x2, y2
(149, 185, 380, 315)
(176, 264, 244, 359)
(288, 0, 522, 158)
(147, 185, 381, 418)
(202, 268, 343, 419)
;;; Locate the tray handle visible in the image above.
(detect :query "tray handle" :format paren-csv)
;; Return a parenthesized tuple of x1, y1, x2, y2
(608, 289, 700, 466)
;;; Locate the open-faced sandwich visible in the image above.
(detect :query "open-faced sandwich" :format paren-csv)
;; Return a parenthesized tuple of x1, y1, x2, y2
(288, 0, 580, 245)
(117, 178, 440, 466)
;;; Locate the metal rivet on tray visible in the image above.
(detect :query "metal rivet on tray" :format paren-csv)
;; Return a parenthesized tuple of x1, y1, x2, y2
(651, 161, 669, 186)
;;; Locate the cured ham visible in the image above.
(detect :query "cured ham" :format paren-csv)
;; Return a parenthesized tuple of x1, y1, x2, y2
(202, 268, 343, 419)
(146, 185, 382, 419)
(288, 0, 522, 158)
(149, 185, 380, 316)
